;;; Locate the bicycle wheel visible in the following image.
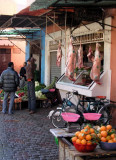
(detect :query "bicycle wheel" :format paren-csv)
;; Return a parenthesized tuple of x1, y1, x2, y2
(98, 106, 111, 125)
(51, 109, 66, 128)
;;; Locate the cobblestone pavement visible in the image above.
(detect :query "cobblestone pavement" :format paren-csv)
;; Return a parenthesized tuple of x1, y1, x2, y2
(0, 107, 58, 160)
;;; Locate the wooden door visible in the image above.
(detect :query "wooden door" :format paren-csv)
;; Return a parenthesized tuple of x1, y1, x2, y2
(0, 48, 11, 74)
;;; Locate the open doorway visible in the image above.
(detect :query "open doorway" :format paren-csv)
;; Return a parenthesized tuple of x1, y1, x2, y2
(50, 51, 61, 83)
(0, 48, 11, 74)
(30, 40, 41, 82)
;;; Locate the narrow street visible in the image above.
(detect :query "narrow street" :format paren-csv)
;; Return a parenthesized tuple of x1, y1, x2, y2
(0, 107, 58, 160)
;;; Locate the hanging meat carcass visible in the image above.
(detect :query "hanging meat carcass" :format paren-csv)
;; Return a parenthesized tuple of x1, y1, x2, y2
(65, 37, 76, 81)
(89, 43, 103, 85)
(77, 42, 83, 69)
(56, 42, 62, 67)
(87, 45, 94, 62)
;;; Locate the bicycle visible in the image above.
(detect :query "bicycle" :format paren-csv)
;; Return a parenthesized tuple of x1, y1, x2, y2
(51, 91, 112, 128)
(51, 92, 83, 128)
(74, 93, 111, 125)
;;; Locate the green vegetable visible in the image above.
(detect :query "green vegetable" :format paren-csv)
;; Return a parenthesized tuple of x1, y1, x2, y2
(35, 83, 46, 91)
(35, 91, 47, 99)
(44, 77, 57, 89)
(23, 85, 28, 91)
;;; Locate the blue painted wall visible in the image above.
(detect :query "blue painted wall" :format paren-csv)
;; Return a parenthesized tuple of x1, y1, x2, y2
(40, 30, 45, 84)
(25, 29, 45, 84)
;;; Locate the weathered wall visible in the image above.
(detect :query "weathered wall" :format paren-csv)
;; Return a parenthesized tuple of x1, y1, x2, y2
(111, 12, 116, 101)
(45, 30, 65, 86)
(11, 39, 26, 74)
(0, 39, 26, 74)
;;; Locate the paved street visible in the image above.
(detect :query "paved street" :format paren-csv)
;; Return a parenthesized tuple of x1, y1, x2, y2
(0, 106, 58, 160)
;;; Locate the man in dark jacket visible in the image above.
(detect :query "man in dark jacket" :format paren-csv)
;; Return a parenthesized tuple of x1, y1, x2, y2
(20, 62, 27, 80)
(0, 62, 19, 114)
(19, 62, 27, 88)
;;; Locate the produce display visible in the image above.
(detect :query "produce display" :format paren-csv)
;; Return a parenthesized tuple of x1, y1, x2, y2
(71, 124, 99, 152)
(35, 90, 47, 99)
(71, 124, 116, 152)
(0, 81, 47, 102)
(44, 77, 57, 89)
(98, 125, 116, 143)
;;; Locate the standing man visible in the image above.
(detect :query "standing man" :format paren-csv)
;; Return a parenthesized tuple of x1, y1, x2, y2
(19, 62, 27, 88)
(0, 62, 19, 114)
(20, 62, 27, 80)
(26, 57, 36, 114)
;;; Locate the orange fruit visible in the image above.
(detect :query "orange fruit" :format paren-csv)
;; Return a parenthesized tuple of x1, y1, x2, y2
(90, 128, 95, 133)
(87, 141, 92, 145)
(81, 139, 87, 145)
(106, 136, 111, 141)
(100, 126, 106, 131)
(78, 133, 85, 140)
(113, 138, 116, 143)
(76, 139, 81, 144)
(84, 125, 91, 130)
(106, 125, 112, 130)
(72, 136, 77, 142)
(75, 131, 80, 137)
(86, 135, 92, 141)
(101, 131, 107, 138)
(108, 140, 114, 143)
(84, 128, 90, 134)
(97, 133, 101, 139)
(91, 133, 97, 138)
(111, 134, 115, 139)
(101, 137, 107, 142)
(81, 129, 85, 133)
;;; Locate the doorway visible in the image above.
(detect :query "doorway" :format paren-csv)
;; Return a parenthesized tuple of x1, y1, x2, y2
(50, 51, 61, 83)
(0, 48, 11, 74)
(30, 40, 41, 82)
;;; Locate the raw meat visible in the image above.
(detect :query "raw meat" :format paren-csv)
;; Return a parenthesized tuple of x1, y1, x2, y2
(65, 38, 76, 81)
(89, 43, 102, 84)
(87, 45, 94, 62)
(77, 42, 83, 69)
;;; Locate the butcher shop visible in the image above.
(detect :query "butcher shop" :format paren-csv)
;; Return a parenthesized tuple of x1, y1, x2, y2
(45, 15, 112, 101)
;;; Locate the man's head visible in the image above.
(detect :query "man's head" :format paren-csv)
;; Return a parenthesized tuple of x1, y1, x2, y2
(23, 62, 27, 67)
(27, 57, 31, 65)
(8, 62, 14, 69)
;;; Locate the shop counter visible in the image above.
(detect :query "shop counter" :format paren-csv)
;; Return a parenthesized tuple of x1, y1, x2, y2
(50, 128, 116, 160)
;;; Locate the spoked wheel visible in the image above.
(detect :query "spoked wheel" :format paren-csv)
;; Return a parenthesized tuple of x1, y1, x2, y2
(51, 109, 66, 128)
(98, 107, 110, 125)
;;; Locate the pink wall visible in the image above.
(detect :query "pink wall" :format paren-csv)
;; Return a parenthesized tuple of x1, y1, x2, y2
(111, 12, 116, 101)
(11, 39, 26, 74)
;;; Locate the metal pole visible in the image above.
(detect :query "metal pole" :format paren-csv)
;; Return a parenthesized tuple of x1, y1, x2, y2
(8, 38, 25, 54)
(46, 16, 64, 31)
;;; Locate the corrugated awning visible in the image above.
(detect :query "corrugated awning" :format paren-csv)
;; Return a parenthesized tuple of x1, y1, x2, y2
(18, 6, 50, 16)
(30, 0, 116, 11)
(0, 40, 13, 46)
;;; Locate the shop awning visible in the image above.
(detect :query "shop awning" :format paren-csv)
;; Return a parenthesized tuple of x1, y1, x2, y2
(30, 0, 116, 11)
(0, 40, 13, 46)
(0, 28, 41, 36)
(18, 6, 50, 16)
